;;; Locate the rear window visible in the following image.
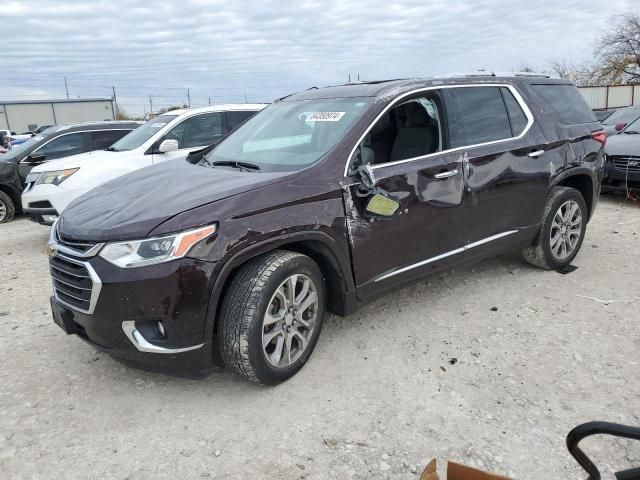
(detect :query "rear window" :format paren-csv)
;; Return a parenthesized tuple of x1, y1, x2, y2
(531, 84, 596, 125)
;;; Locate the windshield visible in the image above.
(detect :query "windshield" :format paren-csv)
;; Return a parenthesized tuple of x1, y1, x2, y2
(109, 115, 177, 151)
(622, 117, 640, 133)
(201, 97, 373, 171)
(0, 134, 46, 162)
(603, 108, 640, 126)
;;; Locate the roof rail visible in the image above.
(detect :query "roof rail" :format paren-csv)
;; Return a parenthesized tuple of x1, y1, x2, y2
(442, 70, 496, 78)
(440, 70, 552, 79)
(505, 71, 552, 78)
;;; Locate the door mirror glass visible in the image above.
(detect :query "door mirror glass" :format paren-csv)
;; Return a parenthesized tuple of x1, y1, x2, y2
(158, 139, 179, 153)
(24, 153, 46, 165)
(615, 122, 627, 132)
(365, 193, 400, 218)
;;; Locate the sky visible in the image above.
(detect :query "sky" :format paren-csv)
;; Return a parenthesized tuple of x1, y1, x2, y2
(2, 0, 636, 115)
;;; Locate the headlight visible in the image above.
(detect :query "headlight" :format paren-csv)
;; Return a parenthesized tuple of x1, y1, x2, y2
(35, 168, 79, 186)
(25, 172, 41, 184)
(99, 224, 217, 268)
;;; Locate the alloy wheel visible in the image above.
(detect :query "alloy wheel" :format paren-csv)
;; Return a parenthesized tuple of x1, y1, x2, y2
(0, 200, 6, 222)
(262, 274, 318, 368)
(549, 200, 583, 260)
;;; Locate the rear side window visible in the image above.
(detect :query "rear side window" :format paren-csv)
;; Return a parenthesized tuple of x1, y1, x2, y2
(445, 86, 513, 148)
(501, 88, 528, 136)
(531, 84, 597, 125)
(226, 110, 257, 131)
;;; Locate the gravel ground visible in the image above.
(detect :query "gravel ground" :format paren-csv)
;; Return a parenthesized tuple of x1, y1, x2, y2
(1, 195, 639, 480)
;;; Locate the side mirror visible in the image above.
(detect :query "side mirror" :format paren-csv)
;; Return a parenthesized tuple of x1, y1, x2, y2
(157, 139, 179, 153)
(24, 153, 46, 165)
(365, 193, 400, 218)
(614, 122, 627, 132)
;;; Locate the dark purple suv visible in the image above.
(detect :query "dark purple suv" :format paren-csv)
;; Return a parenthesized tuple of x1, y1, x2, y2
(47, 75, 606, 384)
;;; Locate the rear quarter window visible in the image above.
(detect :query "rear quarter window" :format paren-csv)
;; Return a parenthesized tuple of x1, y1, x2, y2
(531, 84, 597, 125)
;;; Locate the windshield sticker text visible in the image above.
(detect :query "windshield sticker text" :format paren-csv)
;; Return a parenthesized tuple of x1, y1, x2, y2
(307, 112, 346, 122)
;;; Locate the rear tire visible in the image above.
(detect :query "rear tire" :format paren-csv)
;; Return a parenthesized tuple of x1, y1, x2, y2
(0, 191, 15, 223)
(219, 250, 325, 385)
(522, 187, 587, 270)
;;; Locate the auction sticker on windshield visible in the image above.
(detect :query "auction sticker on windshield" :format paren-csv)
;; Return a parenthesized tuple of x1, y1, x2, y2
(307, 112, 346, 122)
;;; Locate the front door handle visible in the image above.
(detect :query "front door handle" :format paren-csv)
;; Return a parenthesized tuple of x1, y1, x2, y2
(528, 149, 545, 158)
(433, 169, 459, 179)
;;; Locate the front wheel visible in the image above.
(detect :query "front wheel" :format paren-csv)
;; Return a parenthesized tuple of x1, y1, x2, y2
(0, 191, 15, 223)
(219, 250, 325, 384)
(522, 186, 588, 270)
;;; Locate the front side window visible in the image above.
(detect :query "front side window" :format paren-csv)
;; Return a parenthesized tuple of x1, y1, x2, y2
(110, 114, 178, 151)
(202, 97, 372, 171)
(226, 110, 258, 131)
(445, 86, 513, 148)
(357, 95, 442, 165)
(36, 132, 87, 160)
(163, 112, 224, 149)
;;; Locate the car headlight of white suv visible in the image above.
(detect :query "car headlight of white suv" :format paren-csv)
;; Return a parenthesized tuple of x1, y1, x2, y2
(35, 168, 79, 186)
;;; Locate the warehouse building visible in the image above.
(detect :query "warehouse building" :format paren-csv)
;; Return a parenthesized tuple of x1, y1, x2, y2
(0, 98, 115, 133)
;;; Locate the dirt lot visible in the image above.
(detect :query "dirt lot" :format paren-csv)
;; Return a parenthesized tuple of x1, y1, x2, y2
(1, 196, 639, 479)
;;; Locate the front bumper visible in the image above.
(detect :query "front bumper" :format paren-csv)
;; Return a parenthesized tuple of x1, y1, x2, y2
(49, 249, 218, 370)
(22, 184, 89, 225)
(602, 157, 640, 191)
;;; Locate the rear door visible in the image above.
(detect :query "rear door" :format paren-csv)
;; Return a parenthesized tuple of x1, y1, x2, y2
(441, 85, 551, 258)
(225, 110, 258, 133)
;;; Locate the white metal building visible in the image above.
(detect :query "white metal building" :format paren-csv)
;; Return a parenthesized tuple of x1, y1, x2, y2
(578, 85, 640, 110)
(0, 98, 115, 133)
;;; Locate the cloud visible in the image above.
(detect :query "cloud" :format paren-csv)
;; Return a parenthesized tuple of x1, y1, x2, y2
(2, 0, 635, 113)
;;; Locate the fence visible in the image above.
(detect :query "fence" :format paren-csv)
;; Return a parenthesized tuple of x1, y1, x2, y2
(578, 85, 640, 110)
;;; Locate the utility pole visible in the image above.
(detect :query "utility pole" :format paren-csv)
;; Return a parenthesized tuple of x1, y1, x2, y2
(149, 96, 153, 117)
(244, 92, 248, 103)
(208, 97, 211, 106)
(348, 74, 351, 83)
(112, 86, 118, 119)
(187, 88, 191, 108)
(64, 77, 69, 99)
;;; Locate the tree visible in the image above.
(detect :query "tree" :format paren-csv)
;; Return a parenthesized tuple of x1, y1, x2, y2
(592, 13, 640, 84)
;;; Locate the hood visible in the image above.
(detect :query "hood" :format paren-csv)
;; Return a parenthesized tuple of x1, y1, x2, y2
(604, 133, 640, 156)
(30, 149, 137, 172)
(59, 159, 295, 241)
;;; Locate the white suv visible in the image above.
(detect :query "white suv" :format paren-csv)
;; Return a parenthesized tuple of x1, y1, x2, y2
(22, 104, 267, 225)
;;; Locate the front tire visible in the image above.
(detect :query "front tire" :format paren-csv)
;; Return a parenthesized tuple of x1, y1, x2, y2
(0, 191, 15, 223)
(219, 250, 325, 385)
(522, 187, 587, 270)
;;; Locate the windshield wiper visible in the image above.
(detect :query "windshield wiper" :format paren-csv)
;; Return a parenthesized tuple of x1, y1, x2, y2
(623, 130, 639, 134)
(104, 146, 119, 151)
(210, 160, 261, 171)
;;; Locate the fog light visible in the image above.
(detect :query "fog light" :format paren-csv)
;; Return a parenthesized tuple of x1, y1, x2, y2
(157, 321, 166, 337)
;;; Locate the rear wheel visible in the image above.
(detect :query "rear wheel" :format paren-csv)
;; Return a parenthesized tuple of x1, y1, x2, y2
(522, 187, 587, 270)
(219, 250, 325, 384)
(0, 191, 15, 223)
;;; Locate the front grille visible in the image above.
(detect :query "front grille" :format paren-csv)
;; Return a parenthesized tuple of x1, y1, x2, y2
(49, 254, 94, 312)
(29, 200, 53, 209)
(56, 224, 98, 254)
(611, 155, 640, 173)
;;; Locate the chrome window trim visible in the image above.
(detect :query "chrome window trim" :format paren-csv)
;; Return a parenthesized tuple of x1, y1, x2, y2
(374, 230, 518, 282)
(343, 83, 534, 176)
(51, 253, 102, 315)
(20, 128, 134, 164)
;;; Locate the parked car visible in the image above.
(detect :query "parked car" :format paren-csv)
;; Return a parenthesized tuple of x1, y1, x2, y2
(593, 108, 619, 122)
(601, 106, 640, 136)
(0, 121, 139, 223)
(47, 76, 604, 384)
(22, 104, 266, 225)
(602, 116, 640, 192)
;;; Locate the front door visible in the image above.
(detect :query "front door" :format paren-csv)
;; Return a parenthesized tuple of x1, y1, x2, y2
(345, 92, 466, 300)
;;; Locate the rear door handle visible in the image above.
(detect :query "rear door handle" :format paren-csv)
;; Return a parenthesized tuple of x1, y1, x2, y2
(433, 169, 459, 179)
(528, 150, 545, 158)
